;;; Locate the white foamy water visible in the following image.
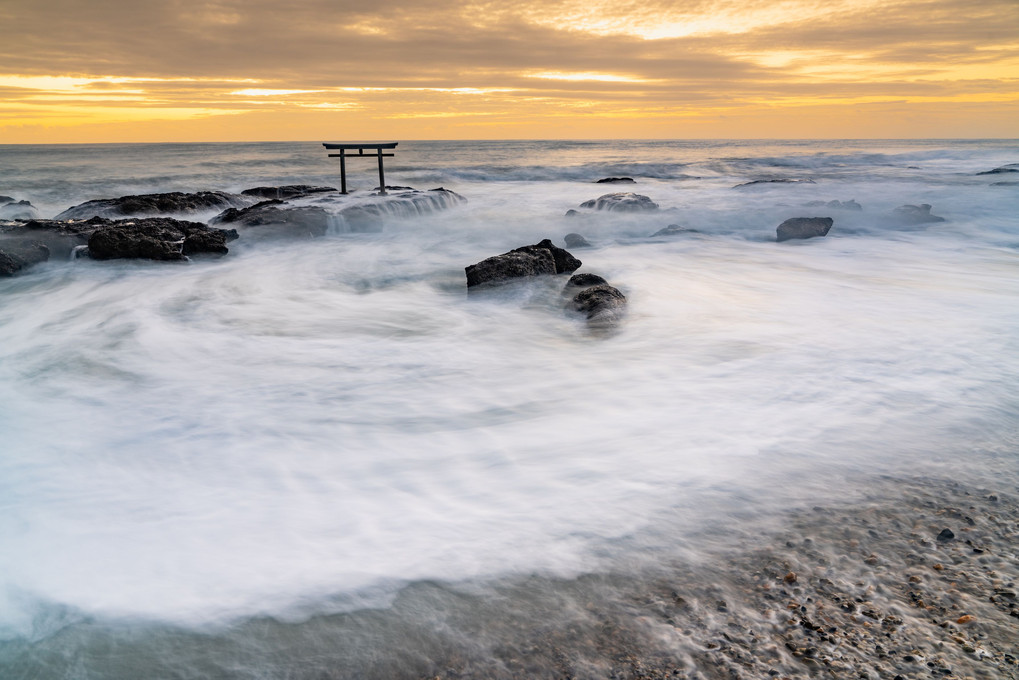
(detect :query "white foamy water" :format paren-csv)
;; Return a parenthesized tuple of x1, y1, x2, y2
(1, 140, 1017, 676)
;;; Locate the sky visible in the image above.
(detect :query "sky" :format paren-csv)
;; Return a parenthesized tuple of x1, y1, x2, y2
(1, 0, 1017, 142)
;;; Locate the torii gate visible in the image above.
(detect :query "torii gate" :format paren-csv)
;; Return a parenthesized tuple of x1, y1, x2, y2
(322, 142, 398, 195)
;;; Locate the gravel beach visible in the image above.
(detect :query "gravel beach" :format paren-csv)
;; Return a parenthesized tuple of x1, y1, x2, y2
(396, 472, 1019, 680)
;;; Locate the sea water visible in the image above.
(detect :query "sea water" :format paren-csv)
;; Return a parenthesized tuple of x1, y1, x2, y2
(1, 140, 1017, 678)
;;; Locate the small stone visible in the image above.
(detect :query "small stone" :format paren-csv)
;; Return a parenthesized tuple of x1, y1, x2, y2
(933, 563, 944, 571)
(956, 615, 974, 624)
(784, 572, 797, 583)
(937, 528, 955, 542)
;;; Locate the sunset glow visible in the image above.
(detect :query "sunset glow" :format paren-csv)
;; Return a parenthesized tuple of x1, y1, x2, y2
(1, 0, 1016, 142)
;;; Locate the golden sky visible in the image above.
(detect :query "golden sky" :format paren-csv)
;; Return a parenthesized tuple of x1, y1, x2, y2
(1, 0, 1017, 142)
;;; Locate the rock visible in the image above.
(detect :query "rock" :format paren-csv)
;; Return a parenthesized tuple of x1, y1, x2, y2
(937, 528, 955, 542)
(0, 239, 50, 276)
(571, 284, 627, 326)
(975, 165, 1019, 175)
(890, 204, 946, 225)
(240, 185, 336, 200)
(0, 195, 15, 204)
(0, 200, 40, 220)
(596, 177, 635, 184)
(651, 224, 697, 237)
(87, 218, 236, 261)
(336, 187, 467, 232)
(804, 199, 862, 211)
(55, 191, 251, 220)
(465, 239, 581, 290)
(564, 233, 592, 248)
(734, 179, 816, 188)
(563, 273, 609, 294)
(992, 181, 1019, 186)
(211, 200, 331, 237)
(776, 217, 834, 242)
(565, 209, 581, 218)
(579, 193, 659, 212)
(3, 217, 110, 258)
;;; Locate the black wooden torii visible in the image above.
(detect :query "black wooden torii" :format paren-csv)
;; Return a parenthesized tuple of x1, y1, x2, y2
(322, 142, 398, 195)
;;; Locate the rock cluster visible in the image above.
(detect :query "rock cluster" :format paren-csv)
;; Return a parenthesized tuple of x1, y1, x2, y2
(563, 273, 627, 328)
(55, 191, 251, 220)
(804, 199, 862, 211)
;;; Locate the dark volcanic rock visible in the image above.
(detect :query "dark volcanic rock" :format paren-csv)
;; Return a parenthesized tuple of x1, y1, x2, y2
(596, 177, 635, 184)
(776, 217, 833, 242)
(465, 239, 582, 290)
(804, 199, 862, 211)
(579, 193, 658, 212)
(87, 218, 236, 261)
(56, 191, 250, 220)
(651, 224, 697, 237)
(563, 273, 608, 292)
(890, 203, 946, 225)
(0, 239, 50, 276)
(0, 195, 15, 204)
(0, 200, 39, 220)
(241, 185, 337, 200)
(734, 178, 816, 188)
(211, 200, 331, 237)
(564, 233, 592, 248)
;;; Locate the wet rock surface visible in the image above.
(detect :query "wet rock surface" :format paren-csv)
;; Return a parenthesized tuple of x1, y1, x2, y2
(579, 193, 659, 212)
(211, 200, 332, 237)
(55, 191, 252, 220)
(87, 217, 237, 260)
(0, 239, 50, 276)
(597, 177, 636, 184)
(465, 239, 582, 290)
(240, 185, 337, 200)
(777, 217, 834, 242)
(651, 224, 698, 237)
(406, 475, 1019, 680)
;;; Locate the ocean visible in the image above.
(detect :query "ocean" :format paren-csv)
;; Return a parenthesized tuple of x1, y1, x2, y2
(1, 139, 1017, 678)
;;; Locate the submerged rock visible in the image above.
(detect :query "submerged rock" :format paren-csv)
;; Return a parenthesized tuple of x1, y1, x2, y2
(335, 188, 467, 232)
(564, 233, 592, 248)
(890, 203, 946, 225)
(579, 192, 659, 212)
(56, 191, 252, 220)
(0, 200, 40, 220)
(241, 185, 337, 200)
(563, 273, 627, 328)
(651, 224, 697, 237)
(976, 165, 1019, 175)
(596, 177, 635, 184)
(776, 217, 833, 242)
(0, 239, 50, 276)
(804, 199, 862, 211)
(734, 179, 816, 188)
(465, 239, 582, 290)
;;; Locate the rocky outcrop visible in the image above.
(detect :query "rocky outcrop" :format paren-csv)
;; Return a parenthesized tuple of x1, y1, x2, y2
(335, 188, 467, 232)
(465, 239, 582, 290)
(0, 200, 39, 220)
(596, 177, 635, 184)
(563, 273, 627, 328)
(890, 204, 946, 225)
(564, 233, 592, 248)
(776, 217, 833, 242)
(211, 200, 331, 237)
(0, 239, 50, 277)
(240, 185, 336, 200)
(579, 193, 659, 212)
(55, 191, 252, 220)
(734, 179, 816, 188)
(87, 218, 237, 260)
(804, 199, 862, 211)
